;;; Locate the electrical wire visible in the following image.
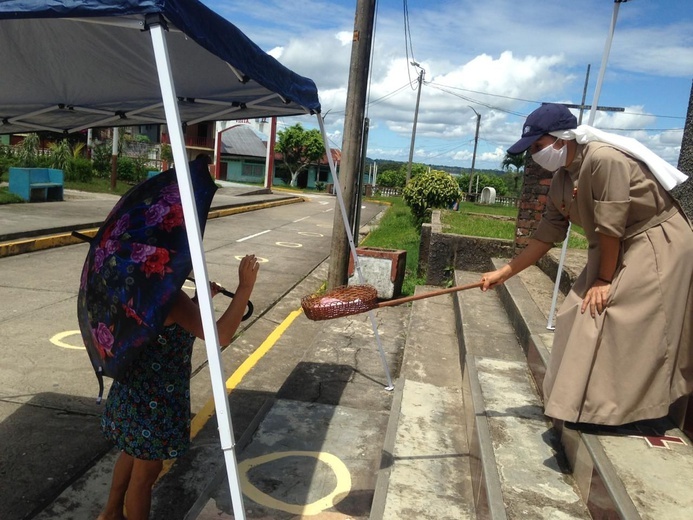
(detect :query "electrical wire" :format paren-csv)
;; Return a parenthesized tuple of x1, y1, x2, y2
(403, 0, 418, 88)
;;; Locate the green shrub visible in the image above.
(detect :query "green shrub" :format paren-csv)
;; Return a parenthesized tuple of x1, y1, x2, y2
(314, 181, 325, 192)
(117, 156, 137, 182)
(403, 169, 461, 226)
(49, 139, 72, 171)
(67, 157, 94, 182)
(92, 141, 113, 178)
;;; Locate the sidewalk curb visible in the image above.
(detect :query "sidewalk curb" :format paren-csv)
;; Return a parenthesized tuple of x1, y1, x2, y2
(0, 196, 304, 259)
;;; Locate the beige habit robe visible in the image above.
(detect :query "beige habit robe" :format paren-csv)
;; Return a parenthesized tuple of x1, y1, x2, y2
(534, 142, 693, 425)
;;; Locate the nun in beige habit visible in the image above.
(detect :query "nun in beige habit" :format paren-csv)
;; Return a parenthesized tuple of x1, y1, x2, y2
(481, 103, 693, 426)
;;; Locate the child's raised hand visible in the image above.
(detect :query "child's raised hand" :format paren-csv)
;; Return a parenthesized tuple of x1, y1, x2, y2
(238, 254, 259, 290)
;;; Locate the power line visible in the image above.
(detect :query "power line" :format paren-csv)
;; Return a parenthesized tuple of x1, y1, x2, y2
(427, 81, 686, 121)
(402, 0, 418, 88)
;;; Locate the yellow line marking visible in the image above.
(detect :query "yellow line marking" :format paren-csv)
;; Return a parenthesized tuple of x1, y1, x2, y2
(159, 307, 304, 477)
(0, 198, 302, 259)
(238, 451, 352, 515)
(50, 330, 85, 350)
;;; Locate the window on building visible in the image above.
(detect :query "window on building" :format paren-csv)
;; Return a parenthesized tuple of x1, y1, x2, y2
(317, 169, 329, 182)
(242, 163, 264, 177)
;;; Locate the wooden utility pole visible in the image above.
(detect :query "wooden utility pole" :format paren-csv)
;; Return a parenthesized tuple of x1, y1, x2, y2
(327, 0, 376, 289)
(406, 67, 424, 182)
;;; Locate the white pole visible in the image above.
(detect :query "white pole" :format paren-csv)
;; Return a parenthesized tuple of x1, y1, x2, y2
(318, 115, 394, 390)
(548, 0, 625, 328)
(546, 223, 570, 330)
(588, 1, 622, 125)
(149, 23, 247, 520)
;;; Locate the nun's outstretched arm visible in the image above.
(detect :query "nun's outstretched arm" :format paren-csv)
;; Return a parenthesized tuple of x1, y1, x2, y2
(479, 238, 553, 291)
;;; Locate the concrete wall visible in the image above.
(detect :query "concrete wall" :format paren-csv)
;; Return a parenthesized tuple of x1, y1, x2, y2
(420, 210, 514, 285)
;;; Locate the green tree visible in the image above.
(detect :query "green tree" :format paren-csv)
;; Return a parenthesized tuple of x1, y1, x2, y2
(275, 123, 325, 187)
(377, 168, 406, 187)
(377, 163, 425, 188)
(501, 152, 526, 194)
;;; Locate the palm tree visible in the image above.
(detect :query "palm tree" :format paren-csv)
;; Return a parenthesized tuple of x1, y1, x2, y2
(501, 152, 526, 194)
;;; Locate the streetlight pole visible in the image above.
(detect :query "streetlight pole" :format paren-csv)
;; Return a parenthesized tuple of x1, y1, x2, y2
(406, 64, 424, 183)
(466, 106, 481, 199)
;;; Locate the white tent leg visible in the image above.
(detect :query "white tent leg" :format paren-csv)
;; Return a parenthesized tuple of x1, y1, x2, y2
(317, 116, 394, 390)
(546, 223, 571, 330)
(150, 23, 247, 520)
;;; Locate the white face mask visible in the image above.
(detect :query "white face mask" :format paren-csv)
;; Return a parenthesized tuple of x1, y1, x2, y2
(532, 138, 568, 172)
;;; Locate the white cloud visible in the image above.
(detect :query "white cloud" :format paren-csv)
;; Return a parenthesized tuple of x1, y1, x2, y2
(206, 0, 692, 169)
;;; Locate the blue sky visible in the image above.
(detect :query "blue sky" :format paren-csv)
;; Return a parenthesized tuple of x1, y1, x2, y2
(204, 0, 693, 170)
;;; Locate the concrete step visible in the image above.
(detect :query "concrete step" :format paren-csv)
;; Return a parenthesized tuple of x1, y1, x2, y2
(454, 271, 590, 519)
(370, 286, 474, 519)
(489, 258, 693, 519)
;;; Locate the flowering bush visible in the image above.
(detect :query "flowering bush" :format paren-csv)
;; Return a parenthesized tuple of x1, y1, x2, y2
(403, 169, 461, 226)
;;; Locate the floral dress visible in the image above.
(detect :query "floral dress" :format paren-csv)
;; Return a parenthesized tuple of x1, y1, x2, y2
(101, 323, 195, 460)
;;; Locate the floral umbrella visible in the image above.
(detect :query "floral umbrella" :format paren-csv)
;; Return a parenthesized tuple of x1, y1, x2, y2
(77, 157, 217, 401)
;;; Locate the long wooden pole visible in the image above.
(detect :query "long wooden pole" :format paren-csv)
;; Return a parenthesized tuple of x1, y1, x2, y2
(376, 281, 483, 308)
(327, 0, 376, 290)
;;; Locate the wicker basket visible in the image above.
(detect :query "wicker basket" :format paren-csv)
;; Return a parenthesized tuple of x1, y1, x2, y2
(301, 284, 378, 321)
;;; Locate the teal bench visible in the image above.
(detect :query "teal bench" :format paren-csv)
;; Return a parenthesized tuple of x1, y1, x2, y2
(8, 167, 64, 202)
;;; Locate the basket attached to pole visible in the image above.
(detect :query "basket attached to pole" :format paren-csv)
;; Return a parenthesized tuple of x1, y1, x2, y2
(301, 285, 378, 321)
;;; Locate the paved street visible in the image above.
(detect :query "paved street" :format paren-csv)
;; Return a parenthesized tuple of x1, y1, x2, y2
(0, 194, 389, 520)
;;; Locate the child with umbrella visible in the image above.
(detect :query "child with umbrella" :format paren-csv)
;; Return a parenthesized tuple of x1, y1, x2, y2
(98, 254, 259, 520)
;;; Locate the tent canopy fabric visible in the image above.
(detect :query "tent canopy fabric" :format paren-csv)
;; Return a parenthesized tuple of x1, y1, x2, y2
(0, 0, 321, 135)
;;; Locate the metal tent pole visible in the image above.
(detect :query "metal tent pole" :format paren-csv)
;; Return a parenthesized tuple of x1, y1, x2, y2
(149, 22, 247, 520)
(318, 115, 394, 390)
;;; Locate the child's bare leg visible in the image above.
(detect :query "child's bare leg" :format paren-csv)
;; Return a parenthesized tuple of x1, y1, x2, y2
(97, 451, 134, 520)
(123, 458, 163, 520)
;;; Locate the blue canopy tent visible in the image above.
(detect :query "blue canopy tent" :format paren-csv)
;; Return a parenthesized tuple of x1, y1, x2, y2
(0, 1, 321, 517)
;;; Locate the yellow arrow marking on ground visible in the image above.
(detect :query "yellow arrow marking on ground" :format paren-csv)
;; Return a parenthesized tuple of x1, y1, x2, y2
(238, 451, 352, 515)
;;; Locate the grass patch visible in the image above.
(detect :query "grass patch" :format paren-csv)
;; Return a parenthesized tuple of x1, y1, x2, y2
(442, 211, 515, 240)
(457, 201, 518, 217)
(361, 196, 425, 296)
(65, 178, 133, 196)
(0, 187, 25, 204)
(442, 206, 588, 249)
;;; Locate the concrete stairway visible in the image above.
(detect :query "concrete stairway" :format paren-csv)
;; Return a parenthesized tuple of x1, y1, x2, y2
(456, 254, 693, 520)
(370, 286, 475, 519)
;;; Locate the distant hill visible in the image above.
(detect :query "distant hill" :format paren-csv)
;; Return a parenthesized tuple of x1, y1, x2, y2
(365, 158, 504, 177)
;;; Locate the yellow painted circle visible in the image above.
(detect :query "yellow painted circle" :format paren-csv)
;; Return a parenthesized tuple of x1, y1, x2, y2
(298, 232, 324, 238)
(238, 450, 351, 515)
(234, 255, 269, 263)
(275, 242, 302, 248)
(50, 330, 85, 350)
